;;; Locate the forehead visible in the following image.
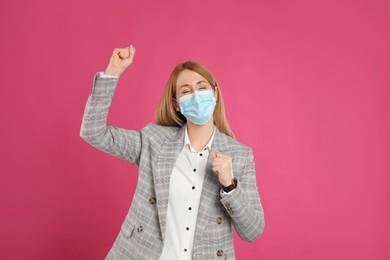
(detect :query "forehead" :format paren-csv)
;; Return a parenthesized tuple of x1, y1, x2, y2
(176, 70, 208, 87)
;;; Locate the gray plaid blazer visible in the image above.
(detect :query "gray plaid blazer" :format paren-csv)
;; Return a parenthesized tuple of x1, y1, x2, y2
(80, 73, 265, 260)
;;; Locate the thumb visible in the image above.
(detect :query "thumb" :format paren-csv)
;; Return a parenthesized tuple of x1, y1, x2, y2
(129, 45, 136, 57)
(211, 152, 217, 159)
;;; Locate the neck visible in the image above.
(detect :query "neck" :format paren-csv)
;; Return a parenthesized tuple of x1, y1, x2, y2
(186, 118, 215, 152)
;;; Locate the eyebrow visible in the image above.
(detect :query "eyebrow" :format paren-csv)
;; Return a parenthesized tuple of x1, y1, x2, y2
(179, 80, 207, 89)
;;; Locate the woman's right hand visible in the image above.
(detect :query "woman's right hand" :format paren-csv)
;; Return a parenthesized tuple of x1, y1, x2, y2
(104, 45, 136, 77)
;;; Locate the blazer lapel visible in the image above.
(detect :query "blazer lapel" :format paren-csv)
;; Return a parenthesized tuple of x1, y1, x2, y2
(194, 128, 230, 242)
(154, 126, 185, 242)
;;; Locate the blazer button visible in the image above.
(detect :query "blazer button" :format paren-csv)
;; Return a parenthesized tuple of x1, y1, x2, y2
(216, 217, 222, 225)
(149, 197, 156, 204)
(216, 249, 224, 257)
(137, 226, 143, 232)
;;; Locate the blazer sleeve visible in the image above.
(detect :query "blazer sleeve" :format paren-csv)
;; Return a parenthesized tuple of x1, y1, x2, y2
(80, 72, 145, 165)
(220, 147, 265, 242)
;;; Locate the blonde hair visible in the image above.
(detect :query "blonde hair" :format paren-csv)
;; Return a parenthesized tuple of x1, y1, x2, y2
(155, 61, 235, 139)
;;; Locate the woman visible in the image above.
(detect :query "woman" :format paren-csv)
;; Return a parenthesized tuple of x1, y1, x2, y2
(80, 45, 265, 260)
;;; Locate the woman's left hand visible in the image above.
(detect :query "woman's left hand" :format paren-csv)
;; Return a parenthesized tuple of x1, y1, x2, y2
(211, 152, 234, 187)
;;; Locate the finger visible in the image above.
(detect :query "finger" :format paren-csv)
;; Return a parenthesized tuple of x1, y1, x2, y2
(119, 49, 128, 59)
(124, 46, 131, 59)
(213, 159, 230, 166)
(129, 45, 136, 56)
(213, 163, 226, 170)
(212, 159, 226, 165)
(114, 47, 127, 59)
(214, 153, 229, 158)
(114, 48, 121, 54)
(213, 157, 227, 163)
(213, 166, 220, 174)
(211, 152, 217, 159)
(128, 46, 136, 61)
(212, 152, 229, 159)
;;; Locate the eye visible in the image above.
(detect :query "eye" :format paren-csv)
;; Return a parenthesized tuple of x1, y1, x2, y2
(197, 81, 210, 90)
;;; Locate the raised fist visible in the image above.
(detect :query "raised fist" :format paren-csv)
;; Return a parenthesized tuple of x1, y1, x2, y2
(104, 45, 136, 77)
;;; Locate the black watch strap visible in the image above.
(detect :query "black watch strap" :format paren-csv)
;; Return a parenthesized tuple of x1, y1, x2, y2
(222, 179, 237, 192)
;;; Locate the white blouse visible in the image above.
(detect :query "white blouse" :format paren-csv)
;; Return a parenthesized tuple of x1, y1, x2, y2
(159, 125, 215, 260)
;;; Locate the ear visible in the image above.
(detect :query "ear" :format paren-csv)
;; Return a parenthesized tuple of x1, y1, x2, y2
(173, 98, 180, 111)
(214, 86, 219, 100)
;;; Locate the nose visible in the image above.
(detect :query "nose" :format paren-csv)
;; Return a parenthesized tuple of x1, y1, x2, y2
(193, 91, 201, 101)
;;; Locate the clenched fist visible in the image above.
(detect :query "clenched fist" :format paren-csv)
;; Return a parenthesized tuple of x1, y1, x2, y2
(104, 45, 136, 77)
(211, 152, 235, 187)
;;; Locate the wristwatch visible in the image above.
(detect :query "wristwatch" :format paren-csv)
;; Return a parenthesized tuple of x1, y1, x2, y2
(222, 179, 237, 193)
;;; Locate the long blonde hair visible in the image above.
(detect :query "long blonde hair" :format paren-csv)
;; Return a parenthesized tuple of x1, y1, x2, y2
(155, 61, 235, 139)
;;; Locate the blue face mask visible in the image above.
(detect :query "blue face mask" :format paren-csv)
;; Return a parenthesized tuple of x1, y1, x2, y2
(178, 90, 217, 125)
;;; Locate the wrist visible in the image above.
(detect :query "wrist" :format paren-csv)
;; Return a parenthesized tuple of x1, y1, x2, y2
(104, 68, 121, 77)
(221, 178, 235, 187)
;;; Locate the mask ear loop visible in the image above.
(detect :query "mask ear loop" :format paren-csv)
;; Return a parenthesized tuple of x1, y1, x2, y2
(212, 84, 218, 102)
(212, 82, 218, 92)
(171, 97, 180, 112)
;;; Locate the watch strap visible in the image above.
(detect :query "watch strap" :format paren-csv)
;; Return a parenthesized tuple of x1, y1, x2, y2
(222, 179, 237, 192)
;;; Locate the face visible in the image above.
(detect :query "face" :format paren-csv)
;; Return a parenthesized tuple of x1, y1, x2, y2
(174, 70, 217, 111)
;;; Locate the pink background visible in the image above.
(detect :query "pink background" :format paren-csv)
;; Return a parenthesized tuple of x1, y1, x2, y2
(1, 0, 389, 259)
